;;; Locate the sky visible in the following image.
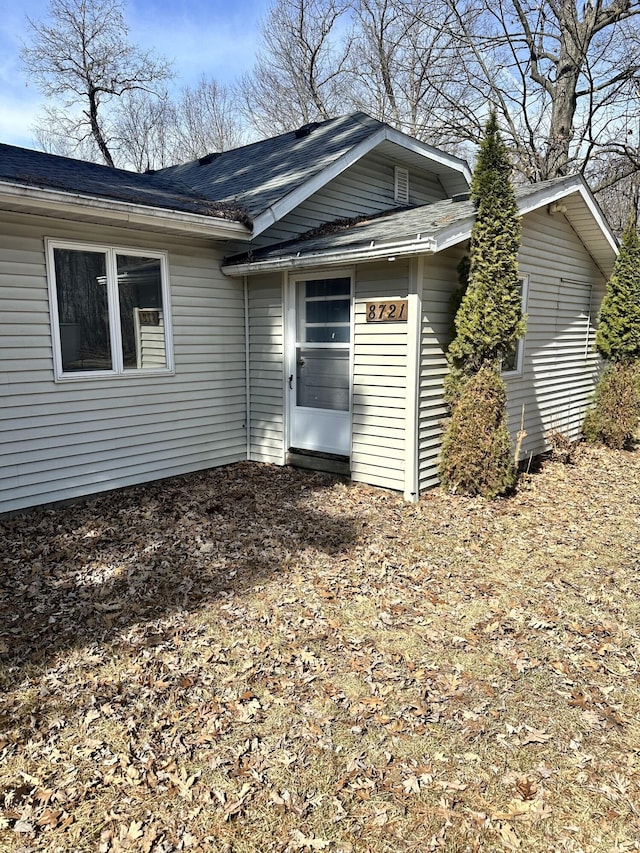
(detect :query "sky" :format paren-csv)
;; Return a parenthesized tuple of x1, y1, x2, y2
(0, 0, 272, 148)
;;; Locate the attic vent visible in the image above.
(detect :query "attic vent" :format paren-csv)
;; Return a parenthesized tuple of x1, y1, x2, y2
(294, 121, 320, 139)
(198, 152, 219, 166)
(394, 166, 409, 204)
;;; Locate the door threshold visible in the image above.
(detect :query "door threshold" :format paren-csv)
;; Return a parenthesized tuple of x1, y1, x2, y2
(286, 448, 351, 477)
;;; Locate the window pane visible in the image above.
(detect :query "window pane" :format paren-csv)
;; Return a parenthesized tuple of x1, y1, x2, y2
(306, 299, 350, 325)
(297, 348, 349, 410)
(502, 344, 519, 373)
(54, 248, 111, 372)
(306, 326, 350, 343)
(116, 255, 166, 370)
(502, 278, 525, 373)
(305, 278, 350, 298)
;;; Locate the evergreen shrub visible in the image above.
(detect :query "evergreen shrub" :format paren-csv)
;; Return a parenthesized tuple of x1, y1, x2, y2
(439, 364, 517, 498)
(440, 110, 524, 497)
(583, 362, 640, 450)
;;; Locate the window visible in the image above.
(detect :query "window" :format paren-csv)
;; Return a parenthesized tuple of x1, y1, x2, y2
(47, 242, 172, 379)
(501, 275, 529, 376)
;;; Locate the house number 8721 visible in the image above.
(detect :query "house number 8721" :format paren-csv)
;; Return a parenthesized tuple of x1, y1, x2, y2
(366, 300, 408, 322)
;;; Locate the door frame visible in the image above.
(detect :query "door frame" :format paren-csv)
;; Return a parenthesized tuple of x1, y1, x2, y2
(284, 267, 355, 457)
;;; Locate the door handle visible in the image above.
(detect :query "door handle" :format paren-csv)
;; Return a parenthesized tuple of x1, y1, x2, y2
(288, 374, 293, 390)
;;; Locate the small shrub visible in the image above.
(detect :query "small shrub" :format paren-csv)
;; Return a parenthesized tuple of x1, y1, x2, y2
(583, 361, 640, 450)
(546, 429, 578, 464)
(440, 364, 517, 498)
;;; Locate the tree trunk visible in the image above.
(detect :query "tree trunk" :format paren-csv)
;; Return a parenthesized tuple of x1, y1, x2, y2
(88, 87, 115, 167)
(542, 1, 583, 178)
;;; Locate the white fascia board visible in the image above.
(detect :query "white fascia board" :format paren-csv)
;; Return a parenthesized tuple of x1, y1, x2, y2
(517, 177, 618, 256)
(222, 234, 437, 275)
(383, 127, 472, 185)
(433, 178, 619, 259)
(430, 217, 475, 253)
(227, 177, 620, 275)
(0, 181, 251, 239)
(251, 128, 388, 237)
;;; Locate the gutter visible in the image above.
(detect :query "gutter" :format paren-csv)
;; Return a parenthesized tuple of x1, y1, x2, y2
(0, 181, 251, 239)
(222, 234, 438, 275)
(244, 275, 251, 462)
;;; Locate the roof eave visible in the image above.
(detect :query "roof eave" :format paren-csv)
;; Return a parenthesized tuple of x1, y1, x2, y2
(383, 127, 472, 186)
(0, 180, 252, 239)
(518, 175, 619, 253)
(222, 234, 438, 276)
(250, 127, 389, 238)
(224, 176, 620, 276)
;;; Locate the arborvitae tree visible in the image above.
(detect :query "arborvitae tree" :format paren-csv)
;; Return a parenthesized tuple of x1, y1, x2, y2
(440, 364, 516, 498)
(595, 216, 640, 363)
(447, 110, 525, 384)
(583, 362, 640, 450)
(440, 110, 524, 496)
(584, 214, 640, 448)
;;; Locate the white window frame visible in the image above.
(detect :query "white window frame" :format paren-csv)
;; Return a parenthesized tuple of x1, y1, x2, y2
(501, 275, 529, 378)
(46, 239, 174, 381)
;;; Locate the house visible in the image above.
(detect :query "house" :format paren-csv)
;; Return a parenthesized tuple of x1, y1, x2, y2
(0, 113, 618, 514)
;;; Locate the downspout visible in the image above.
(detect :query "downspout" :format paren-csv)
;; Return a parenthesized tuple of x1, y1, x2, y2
(404, 256, 424, 502)
(244, 275, 251, 462)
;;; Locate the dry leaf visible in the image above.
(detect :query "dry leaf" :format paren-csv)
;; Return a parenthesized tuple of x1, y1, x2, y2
(496, 820, 521, 849)
(289, 829, 331, 849)
(223, 782, 253, 821)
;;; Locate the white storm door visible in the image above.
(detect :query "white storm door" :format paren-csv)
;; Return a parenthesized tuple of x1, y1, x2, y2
(289, 276, 352, 456)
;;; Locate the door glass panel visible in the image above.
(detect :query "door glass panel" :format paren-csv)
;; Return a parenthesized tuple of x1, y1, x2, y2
(306, 298, 350, 325)
(296, 348, 349, 410)
(295, 278, 351, 411)
(297, 278, 351, 342)
(306, 326, 350, 343)
(305, 278, 350, 299)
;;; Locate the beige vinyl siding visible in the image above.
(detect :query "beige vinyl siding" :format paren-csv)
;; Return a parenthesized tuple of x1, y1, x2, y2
(351, 261, 410, 491)
(418, 249, 464, 491)
(136, 309, 167, 368)
(505, 209, 605, 457)
(0, 211, 247, 514)
(257, 151, 448, 246)
(247, 273, 285, 464)
(416, 211, 606, 493)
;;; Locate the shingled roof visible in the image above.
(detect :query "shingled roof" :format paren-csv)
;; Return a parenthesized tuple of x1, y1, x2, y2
(0, 142, 249, 222)
(156, 112, 470, 232)
(154, 113, 384, 219)
(0, 113, 470, 234)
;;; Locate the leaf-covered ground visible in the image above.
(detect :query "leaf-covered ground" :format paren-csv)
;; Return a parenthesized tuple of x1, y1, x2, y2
(1, 446, 639, 852)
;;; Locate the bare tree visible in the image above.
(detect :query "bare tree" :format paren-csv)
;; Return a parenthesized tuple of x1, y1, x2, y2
(348, 0, 480, 149)
(435, 0, 640, 184)
(172, 78, 246, 160)
(239, 0, 353, 136)
(112, 79, 247, 171)
(112, 92, 177, 172)
(21, 0, 172, 167)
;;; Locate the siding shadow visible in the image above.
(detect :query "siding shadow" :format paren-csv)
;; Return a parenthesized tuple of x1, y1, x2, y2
(0, 463, 359, 683)
(506, 278, 601, 462)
